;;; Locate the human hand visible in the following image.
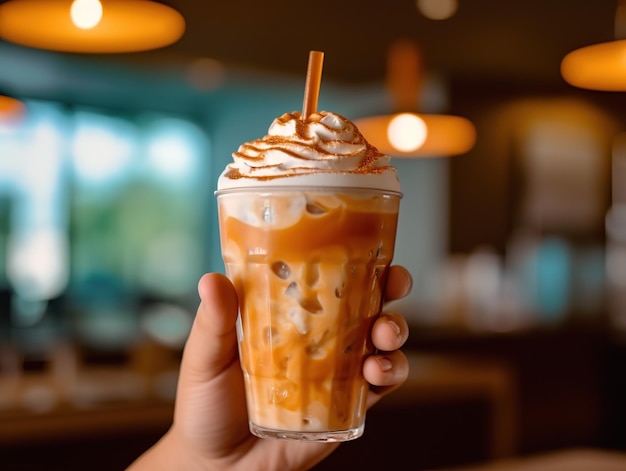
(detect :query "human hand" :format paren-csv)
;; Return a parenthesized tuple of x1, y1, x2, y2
(127, 266, 411, 471)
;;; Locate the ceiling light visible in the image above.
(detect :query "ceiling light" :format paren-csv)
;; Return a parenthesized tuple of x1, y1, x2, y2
(70, 0, 103, 29)
(387, 113, 427, 151)
(561, 1, 626, 91)
(416, 0, 458, 21)
(0, 93, 26, 122)
(357, 112, 475, 157)
(561, 40, 626, 91)
(355, 39, 476, 158)
(0, 0, 185, 53)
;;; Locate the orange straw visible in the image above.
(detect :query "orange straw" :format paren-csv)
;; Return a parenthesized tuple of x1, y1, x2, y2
(301, 50, 325, 120)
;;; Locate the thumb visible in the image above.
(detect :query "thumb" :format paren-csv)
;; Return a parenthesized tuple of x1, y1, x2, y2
(179, 273, 240, 383)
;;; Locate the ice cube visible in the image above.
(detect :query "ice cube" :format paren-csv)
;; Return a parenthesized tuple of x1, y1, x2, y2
(285, 280, 322, 313)
(278, 355, 290, 371)
(262, 201, 274, 224)
(221, 194, 306, 229)
(306, 331, 329, 359)
(301, 414, 324, 430)
(305, 343, 326, 359)
(262, 195, 306, 228)
(288, 307, 309, 334)
(299, 295, 322, 314)
(271, 261, 291, 279)
(263, 326, 280, 346)
(304, 402, 327, 429)
(305, 329, 332, 360)
(285, 281, 299, 297)
(305, 200, 327, 215)
(269, 386, 289, 405)
(304, 262, 320, 287)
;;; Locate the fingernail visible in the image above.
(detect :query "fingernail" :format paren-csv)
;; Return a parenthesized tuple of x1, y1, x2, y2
(377, 356, 393, 372)
(388, 320, 401, 338)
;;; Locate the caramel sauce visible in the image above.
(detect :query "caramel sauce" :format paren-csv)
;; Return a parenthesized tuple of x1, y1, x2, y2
(218, 191, 399, 432)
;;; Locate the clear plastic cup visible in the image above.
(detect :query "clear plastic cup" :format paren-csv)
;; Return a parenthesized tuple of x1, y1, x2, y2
(216, 186, 401, 442)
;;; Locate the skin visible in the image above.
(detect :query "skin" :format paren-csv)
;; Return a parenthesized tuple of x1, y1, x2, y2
(127, 265, 412, 471)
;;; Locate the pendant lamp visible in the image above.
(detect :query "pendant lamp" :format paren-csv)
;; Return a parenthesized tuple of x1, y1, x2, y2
(561, 0, 626, 91)
(354, 39, 476, 158)
(0, 0, 185, 53)
(0, 92, 25, 122)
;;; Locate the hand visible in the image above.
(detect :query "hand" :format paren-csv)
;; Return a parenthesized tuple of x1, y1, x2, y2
(127, 266, 411, 471)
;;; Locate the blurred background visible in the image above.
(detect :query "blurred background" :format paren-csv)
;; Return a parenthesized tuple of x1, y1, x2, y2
(2, 0, 626, 469)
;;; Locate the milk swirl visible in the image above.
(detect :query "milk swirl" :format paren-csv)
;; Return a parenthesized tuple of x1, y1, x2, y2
(217, 111, 400, 192)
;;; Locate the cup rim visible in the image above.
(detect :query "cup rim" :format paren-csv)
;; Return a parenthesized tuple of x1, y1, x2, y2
(215, 186, 403, 198)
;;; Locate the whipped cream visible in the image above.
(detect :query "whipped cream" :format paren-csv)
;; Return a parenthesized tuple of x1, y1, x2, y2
(217, 111, 401, 193)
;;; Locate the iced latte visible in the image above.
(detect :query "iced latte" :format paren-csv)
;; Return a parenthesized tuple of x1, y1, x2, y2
(216, 108, 401, 442)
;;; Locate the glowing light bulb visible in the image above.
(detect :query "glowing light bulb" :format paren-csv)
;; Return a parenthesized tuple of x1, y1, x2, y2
(70, 0, 103, 30)
(416, 0, 458, 20)
(387, 113, 428, 152)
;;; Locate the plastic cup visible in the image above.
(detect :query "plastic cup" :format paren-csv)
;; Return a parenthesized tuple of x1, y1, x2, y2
(216, 186, 401, 442)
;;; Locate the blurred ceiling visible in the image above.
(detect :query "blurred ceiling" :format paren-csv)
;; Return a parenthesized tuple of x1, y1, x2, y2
(0, 0, 621, 100)
(148, 0, 619, 87)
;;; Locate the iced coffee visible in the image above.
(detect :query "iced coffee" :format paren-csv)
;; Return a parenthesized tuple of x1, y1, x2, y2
(216, 108, 401, 442)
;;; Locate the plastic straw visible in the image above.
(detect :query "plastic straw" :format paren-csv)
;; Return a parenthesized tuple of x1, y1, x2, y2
(301, 50, 325, 119)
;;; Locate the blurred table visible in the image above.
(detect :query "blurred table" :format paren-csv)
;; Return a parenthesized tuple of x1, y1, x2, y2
(314, 352, 519, 471)
(395, 353, 518, 459)
(1, 344, 518, 470)
(0, 342, 177, 445)
(0, 400, 173, 445)
(441, 448, 626, 470)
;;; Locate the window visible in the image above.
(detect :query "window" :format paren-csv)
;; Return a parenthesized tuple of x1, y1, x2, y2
(0, 100, 210, 352)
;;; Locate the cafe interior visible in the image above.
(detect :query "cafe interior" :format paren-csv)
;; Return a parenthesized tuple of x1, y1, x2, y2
(3, 0, 626, 469)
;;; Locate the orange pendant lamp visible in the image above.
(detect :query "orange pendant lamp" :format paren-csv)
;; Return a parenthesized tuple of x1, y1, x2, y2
(561, 0, 626, 91)
(355, 39, 476, 158)
(0, 0, 185, 53)
(0, 93, 25, 122)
